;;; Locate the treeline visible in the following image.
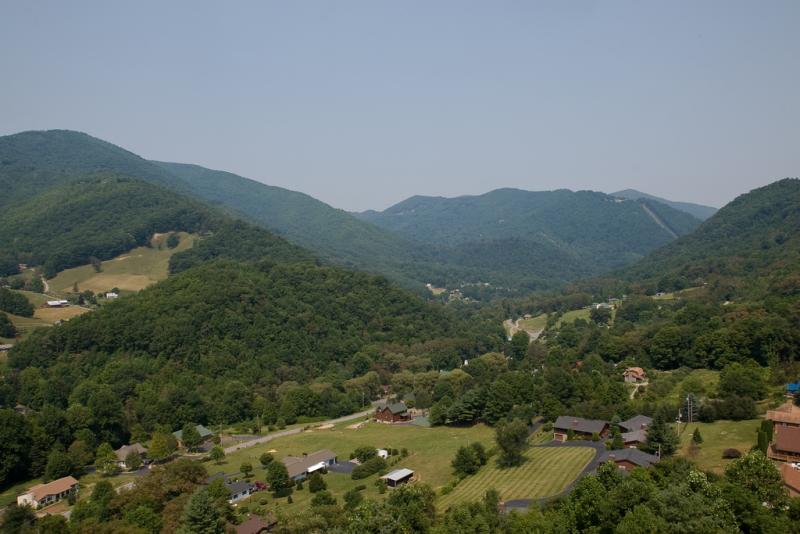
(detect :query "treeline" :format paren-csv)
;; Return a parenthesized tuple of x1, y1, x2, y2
(0, 287, 34, 317)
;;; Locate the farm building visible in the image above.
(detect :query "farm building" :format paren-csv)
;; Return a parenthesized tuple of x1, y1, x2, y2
(235, 514, 277, 534)
(282, 449, 338, 481)
(553, 416, 609, 441)
(17, 476, 79, 508)
(601, 449, 659, 471)
(172, 424, 214, 447)
(381, 468, 414, 488)
(46, 299, 69, 307)
(769, 425, 800, 462)
(623, 367, 647, 383)
(374, 402, 410, 424)
(114, 443, 148, 469)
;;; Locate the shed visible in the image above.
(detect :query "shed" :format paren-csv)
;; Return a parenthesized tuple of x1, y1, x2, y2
(381, 468, 414, 488)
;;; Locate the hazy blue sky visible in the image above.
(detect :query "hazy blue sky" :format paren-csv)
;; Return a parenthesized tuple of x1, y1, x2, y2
(1, 1, 798, 211)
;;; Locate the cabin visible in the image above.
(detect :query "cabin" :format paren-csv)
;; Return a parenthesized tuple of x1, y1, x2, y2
(172, 424, 214, 448)
(374, 402, 410, 424)
(553, 416, 609, 441)
(769, 425, 800, 462)
(114, 443, 148, 470)
(381, 468, 414, 488)
(17, 476, 79, 508)
(282, 450, 338, 481)
(619, 415, 652, 432)
(601, 449, 659, 471)
(623, 367, 647, 383)
(235, 514, 278, 534)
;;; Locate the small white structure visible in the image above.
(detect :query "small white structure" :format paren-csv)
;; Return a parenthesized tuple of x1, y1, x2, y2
(105, 292, 119, 299)
(376, 449, 389, 459)
(46, 300, 69, 307)
(17, 476, 78, 508)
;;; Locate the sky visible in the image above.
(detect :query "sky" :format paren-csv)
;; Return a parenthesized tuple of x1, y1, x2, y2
(1, 1, 798, 211)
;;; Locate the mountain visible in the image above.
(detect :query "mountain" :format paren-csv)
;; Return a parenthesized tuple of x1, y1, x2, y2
(151, 161, 429, 287)
(358, 188, 702, 286)
(620, 178, 800, 297)
(611, 189, 718, 220)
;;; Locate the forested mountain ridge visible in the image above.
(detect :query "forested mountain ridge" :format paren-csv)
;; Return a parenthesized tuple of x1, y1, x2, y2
(611, 188, 718, 220)
(619, 178, 800, 297)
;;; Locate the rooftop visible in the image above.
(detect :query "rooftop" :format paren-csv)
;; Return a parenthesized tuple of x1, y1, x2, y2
(554, 416, 608, 435)
(775, 425, 800, 454)
(377, 402, 408, 415)
(621, 429, 648, 444)
(235, 514, 277, 534)
(619, 415, 653, 432)
(767, 401, 800, 425)
(23, 476, 79, 502)
(114, 443, 148, 461)
(601, 448, 659, 468)
(173, 424, 213, 440)
(282, 449, 337, 479)
(381, 468, 414, 482)
(781, 463, 800, 493)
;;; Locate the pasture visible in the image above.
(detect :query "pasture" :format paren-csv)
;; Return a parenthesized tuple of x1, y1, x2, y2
(48, 232, 197, 294)
(557, 308, 591, 326)
(677, 419, 760, 473)
(438, 446, 594, 509)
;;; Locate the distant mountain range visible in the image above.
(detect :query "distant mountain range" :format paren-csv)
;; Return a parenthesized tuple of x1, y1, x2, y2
(611, 189, 718, 220)
(1, 129, 717, 294)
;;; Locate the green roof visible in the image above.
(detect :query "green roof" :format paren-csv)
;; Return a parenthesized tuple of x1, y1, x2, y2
(173, 424, 213, 440)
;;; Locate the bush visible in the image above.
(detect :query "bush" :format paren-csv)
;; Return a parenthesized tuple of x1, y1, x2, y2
(310, 490, 336, 507)
(352, 457, 388, 480)
(308, 472, 327, 493)
(352, 446, 377, 463)
(723, 448, 742, 459)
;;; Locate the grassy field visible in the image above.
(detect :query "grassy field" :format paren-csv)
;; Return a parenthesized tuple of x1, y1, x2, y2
(518, 314, 548, 332)
(677, 419, 760, 473)
(48, 232, 197, 294)
(557, 308, 591, 326)
(438, 446, 594, 509)
(213, 419, 494, 516)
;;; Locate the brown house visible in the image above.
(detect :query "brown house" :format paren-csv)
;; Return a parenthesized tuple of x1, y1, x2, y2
(601, 449, 659, 471)
(235, 513, 277, 534)
(553, 416, 609, 441)
(375, 402, 410, 424)
(781, 463, 800, 498)
(769, 425, 800, 462)
(623, 367, 647, 383)
(767, 401, 800, 428)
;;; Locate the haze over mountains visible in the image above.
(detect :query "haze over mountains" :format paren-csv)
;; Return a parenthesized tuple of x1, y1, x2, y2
(1, 129, 730, 294)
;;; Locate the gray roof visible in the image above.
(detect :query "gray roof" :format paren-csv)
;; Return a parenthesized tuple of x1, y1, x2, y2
(621, 429, 648, 444)
(282, 449, 337, 479)
(619, 415, 653, 432)
(381, 468, 414, 482)
(554, 416, 608, 435)
(378, 402, 408, 415)
(601, 448, 659, 468)
(226, 480, 255, 496)
(114, 443, 148, 461)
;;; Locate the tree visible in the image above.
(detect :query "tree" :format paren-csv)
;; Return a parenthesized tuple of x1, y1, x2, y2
(719, 361, 768, 401)
(0, 312, 15, 338)
(240, 462, 253, 478)
(451, 446, 480, 477)
(166, 234, 180, 249)
(310, 490, 336, 507)
(72, 282, 79, 293)
(259, 452, 273, 467)
(180, 423, 202, 451)
(725, 450, 787, 509)
(470, 442, 488, 466)
(125, 451, 143, 471)
(507, 331, 529, 360)
(308, 472, 327, 493)
(692, 428, 703, 445)
(210, 446, 225, 464)
(353, 446, 378, 463)
(67, 440, 93, 473)
(495, 419, 529, 467)
(94, 442, 118, 476)
(387, 484, 437, 533)
(344, 488, 364, 510)
(611, 426, 624, 450)
(644, 409, 679, 456)
(89, 256, 102, 273)
(0, 504, 36, 533)
(266, 461, 291, 495)
(44, 445, 74, 481)
(176, 488, 225, 534)
(149, 430, 177, 461)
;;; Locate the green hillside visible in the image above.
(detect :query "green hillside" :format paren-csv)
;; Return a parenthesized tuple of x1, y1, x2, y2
(622, 178, 800, 297)
(611, 188, 718, 220)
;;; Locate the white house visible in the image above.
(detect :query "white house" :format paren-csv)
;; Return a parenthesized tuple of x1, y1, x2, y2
(17, 476, 79, 508)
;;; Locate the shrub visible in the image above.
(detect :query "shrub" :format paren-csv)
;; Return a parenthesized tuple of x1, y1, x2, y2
(310, 490, 336, 507)
(723, 448, 742, 459)
(308, 472, 327, 493)
(352, 457, 387, 480)
(352, 446, 377, 463)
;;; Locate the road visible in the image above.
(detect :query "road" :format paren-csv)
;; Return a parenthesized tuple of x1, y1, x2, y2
(222, 405, 377, 455)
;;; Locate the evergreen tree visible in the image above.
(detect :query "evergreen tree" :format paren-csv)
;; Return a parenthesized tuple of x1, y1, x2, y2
(645, 409, 679, 456)
(176, 488, 224, 534)
(495, 419, 529, 467)
(692, 428, 703, 445)
(308, 472, 327, 493)
(451, 445, 480, 477)
(611, 426, 624, 450)
(266, 461, 292, 495)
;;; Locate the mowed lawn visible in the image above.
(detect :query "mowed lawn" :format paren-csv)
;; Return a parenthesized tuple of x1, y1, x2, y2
(519, 314, 548, 332)
(213, 420, 494, 516)
(49, 232, 197, 294)
(557, 308, 591, 326)
(438, 446, 595, 509)
(677, 419, 760, 473)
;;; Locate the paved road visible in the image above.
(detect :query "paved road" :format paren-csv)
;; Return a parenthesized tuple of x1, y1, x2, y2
(222, 406, 376, 455)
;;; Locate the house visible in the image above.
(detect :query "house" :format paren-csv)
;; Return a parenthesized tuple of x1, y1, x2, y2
(105, 292, 119, 299)
(172, 424, 214, 447)
(768, 401, 800, 428)
(781, 463, 800, 498)
(46, 300, 69, 308)
(114, 443, 148, 469)
(553, 416, 609, 441)
(235, 514, 278, 534)
(381, 468, 414, 488)
(619, 415, 652, 432)
(621, 429, 648, 448)
(226, 480, 257, 503)
(623, 367, 647, 383)
(601, 449, 660, 471)
(374, 402, 410, 424)
(17, 476, 79, 508)
(14, 404, 34, 416)
(282, 450, 338, 481)
(769, 425, 800, 462)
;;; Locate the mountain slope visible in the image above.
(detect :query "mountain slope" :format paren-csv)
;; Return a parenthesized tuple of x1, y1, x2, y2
(621, 178, 800, 296)
(359, 188, 702, 276)
(611, 189, 718, 220)
(151, 161, 428, 285)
